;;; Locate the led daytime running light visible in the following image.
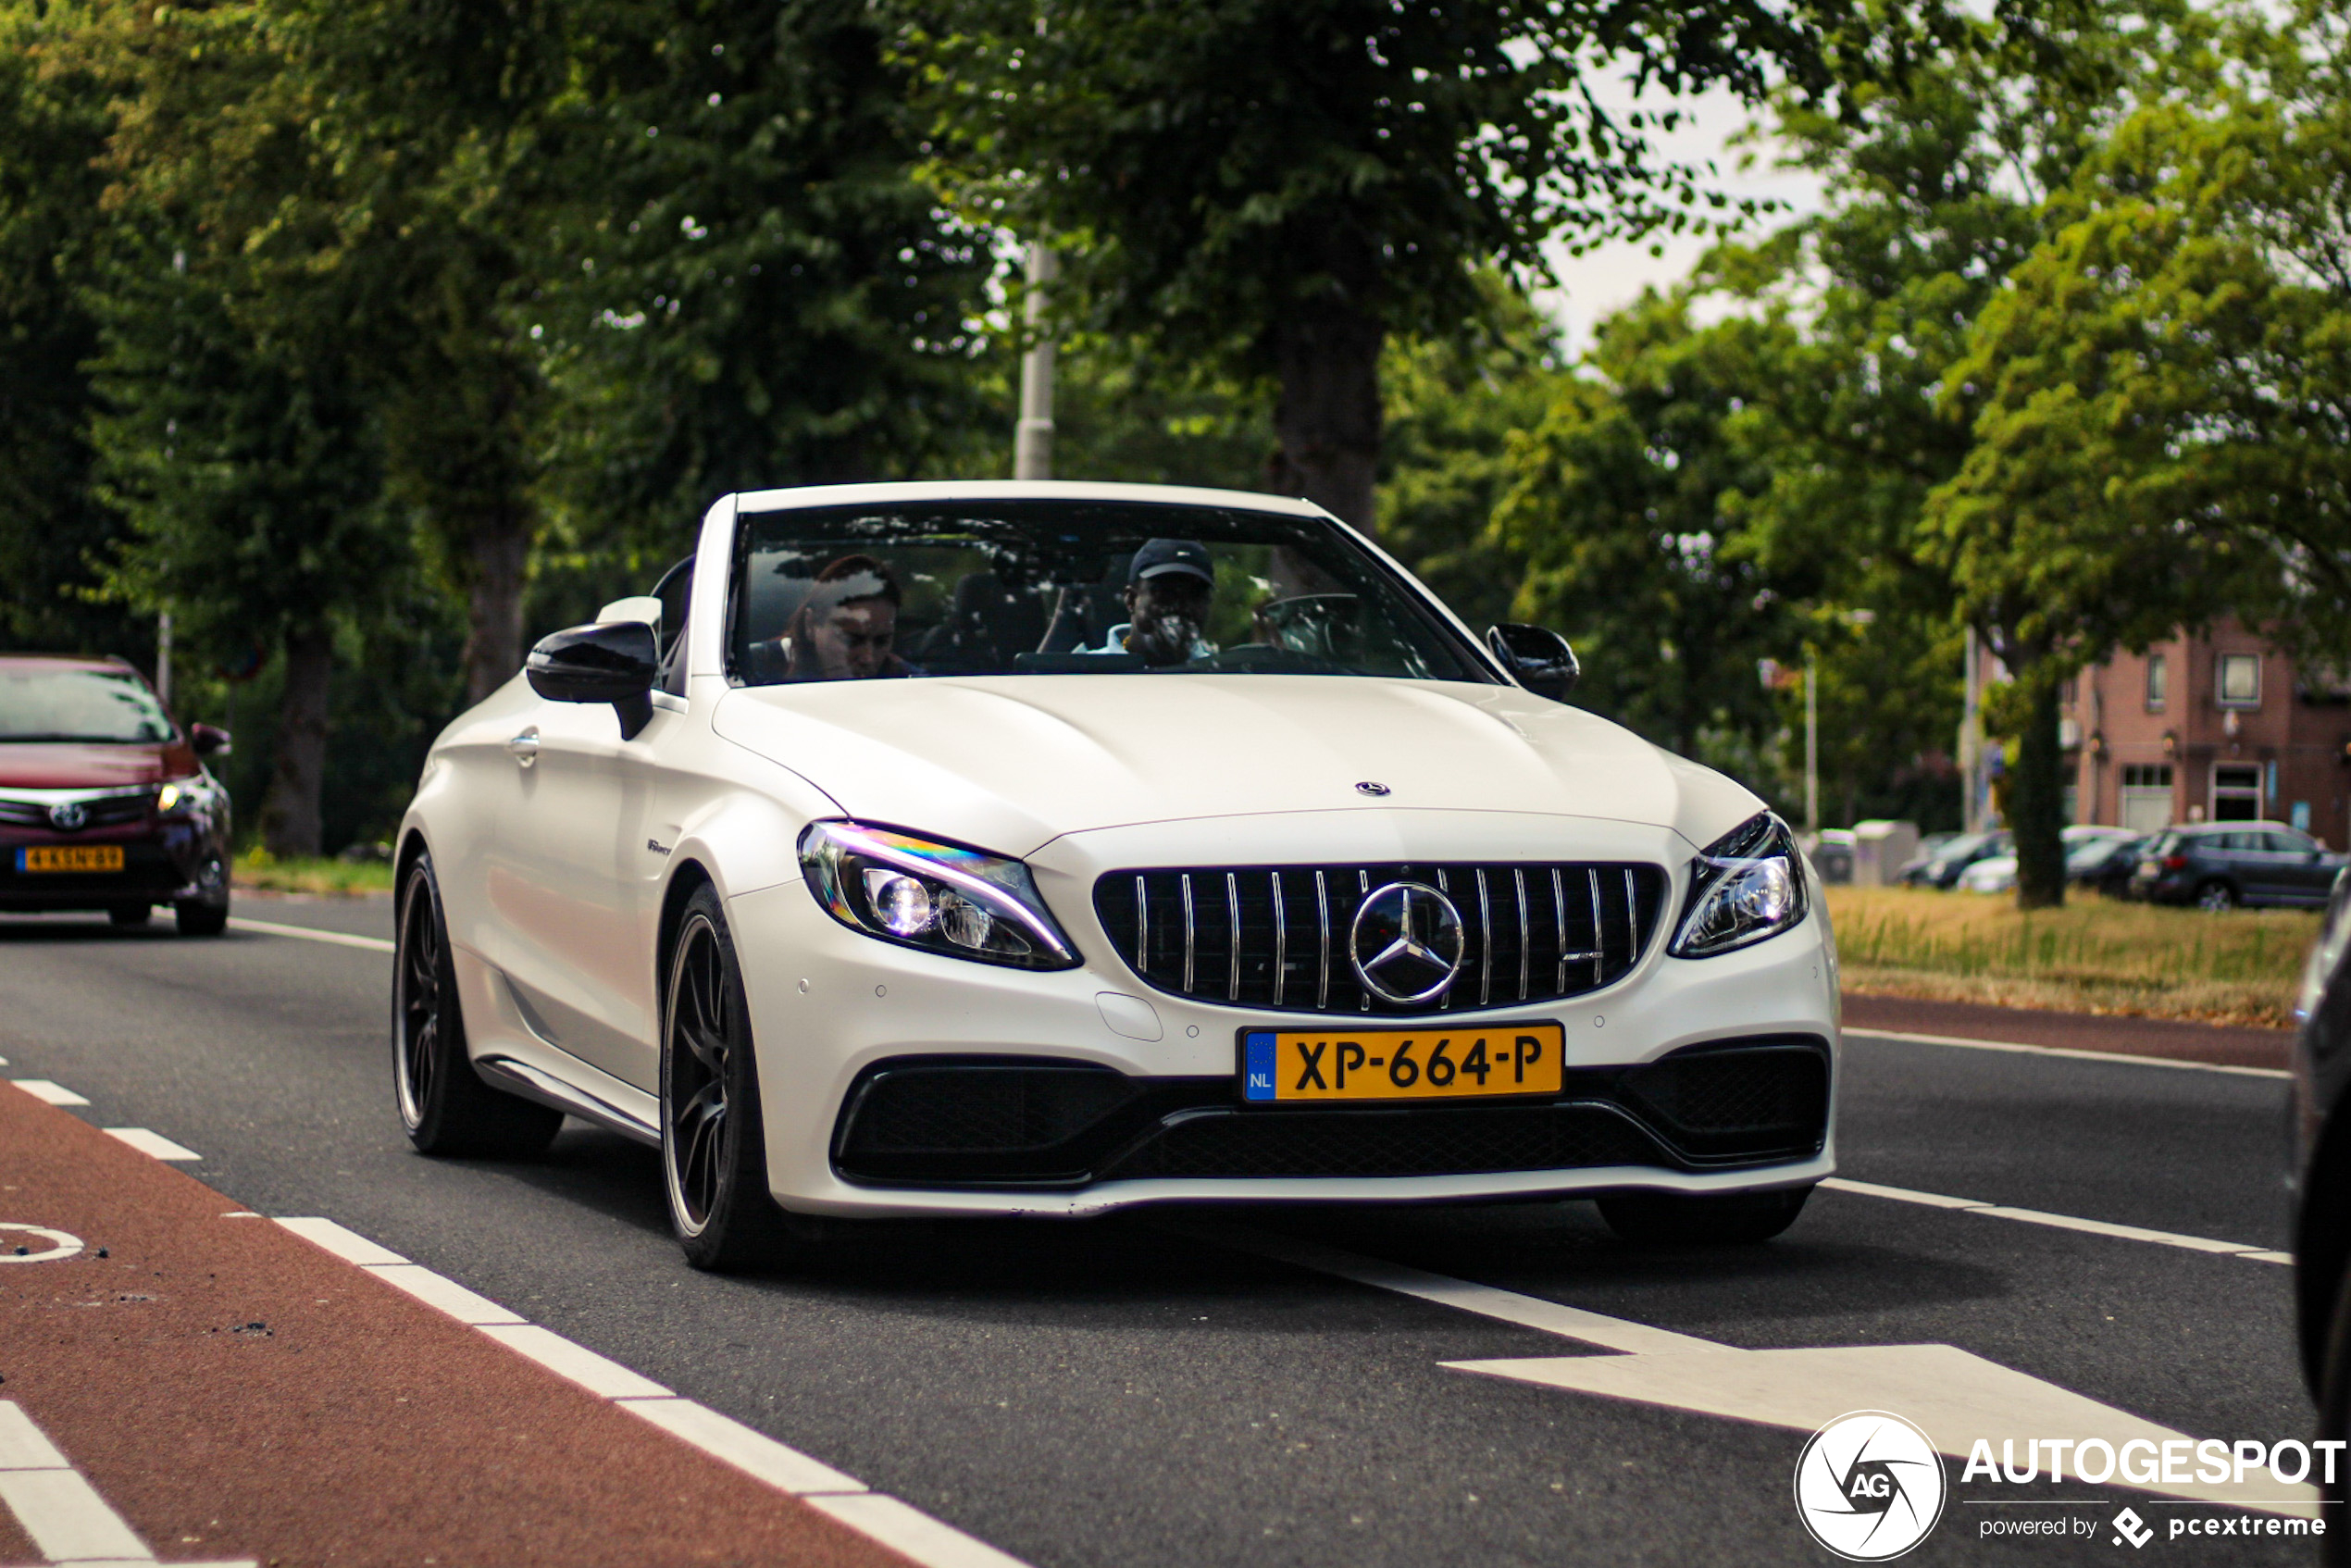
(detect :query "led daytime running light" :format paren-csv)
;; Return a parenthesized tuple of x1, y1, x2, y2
(800, 821, 1077, 967)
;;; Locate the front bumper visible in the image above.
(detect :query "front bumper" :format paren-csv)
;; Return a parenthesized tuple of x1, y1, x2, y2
(0, 825, 225, 913)
(727, 811, 1841, 1218)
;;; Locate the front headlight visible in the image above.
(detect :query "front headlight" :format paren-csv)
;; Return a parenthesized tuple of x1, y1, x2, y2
(156, 779, 198, 814)
(1669, 812, 1808, 958)
(798, 821, 1079, 970)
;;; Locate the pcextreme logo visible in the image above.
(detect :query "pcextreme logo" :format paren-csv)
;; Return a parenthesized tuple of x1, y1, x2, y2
(1794, 1411, 1949, 1561)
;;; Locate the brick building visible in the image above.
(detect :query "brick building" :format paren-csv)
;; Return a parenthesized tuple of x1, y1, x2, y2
(2064, 623, 2351, 848)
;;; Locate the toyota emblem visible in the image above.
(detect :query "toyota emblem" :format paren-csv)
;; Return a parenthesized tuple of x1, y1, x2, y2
(47, 801, 87, 831)
(1349, 881, 1467, 1004)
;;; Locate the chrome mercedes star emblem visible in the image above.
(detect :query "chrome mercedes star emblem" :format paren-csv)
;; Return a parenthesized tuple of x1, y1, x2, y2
(1349, 880, 1467, 1004)
(47, 801, 87, 831)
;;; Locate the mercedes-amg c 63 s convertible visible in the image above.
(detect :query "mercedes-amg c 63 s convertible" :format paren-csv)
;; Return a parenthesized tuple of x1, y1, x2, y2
(392, 481, 1837, 1269)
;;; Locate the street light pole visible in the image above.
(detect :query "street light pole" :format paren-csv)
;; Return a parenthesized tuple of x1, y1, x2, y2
(1959, 626, 1983, 832)
(1014, 242, 1056, 480)
(156, 611, 172, 707)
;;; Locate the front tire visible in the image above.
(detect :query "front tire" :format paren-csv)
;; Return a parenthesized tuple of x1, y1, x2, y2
(661, 886, 793, 1272)
(1598, 1186, 1812, 1245)
(393, 851, 562, 1157)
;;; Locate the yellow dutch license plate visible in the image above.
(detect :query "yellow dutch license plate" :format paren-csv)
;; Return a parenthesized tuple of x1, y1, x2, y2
(18, 844, 124, 874)
(1240, 1023, 1565, 1103)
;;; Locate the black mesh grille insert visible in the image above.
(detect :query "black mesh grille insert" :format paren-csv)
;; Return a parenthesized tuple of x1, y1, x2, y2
(1103, 1104, 1663, 1180)
(1615, 1038, 1830, 1161)
(1092, 861, 1667, 1015)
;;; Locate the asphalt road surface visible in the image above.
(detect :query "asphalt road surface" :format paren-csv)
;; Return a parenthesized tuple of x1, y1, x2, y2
(0, 895, 2325, 1565)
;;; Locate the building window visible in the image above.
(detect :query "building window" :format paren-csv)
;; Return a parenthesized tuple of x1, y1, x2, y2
(2218, 653, 2261, 708)
(2146, 654, 2167, 711)
(2120, 763, 2173, 832)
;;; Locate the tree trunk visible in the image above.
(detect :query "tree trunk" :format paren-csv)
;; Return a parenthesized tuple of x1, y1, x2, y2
(1266, 302, 1383, 534)
(460, 505, 531, 705)
(258, 623, 332, 859)
(2010, 672, 2067, 910)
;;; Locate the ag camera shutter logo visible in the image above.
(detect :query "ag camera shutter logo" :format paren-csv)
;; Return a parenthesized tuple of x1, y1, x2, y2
(1794, 1410, 1948, 1561)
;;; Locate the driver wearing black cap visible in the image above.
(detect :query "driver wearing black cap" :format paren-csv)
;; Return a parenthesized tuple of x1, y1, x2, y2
(1084, 538, 1218, 666)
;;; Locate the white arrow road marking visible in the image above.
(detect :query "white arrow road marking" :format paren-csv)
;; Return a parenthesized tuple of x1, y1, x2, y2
(1448, 1345, 2319, 1518)
(1186, 1223, 2320, 1519)
(0, 1400, 255, 1566)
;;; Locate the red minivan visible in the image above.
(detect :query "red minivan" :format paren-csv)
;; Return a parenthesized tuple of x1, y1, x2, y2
(0, 654, 233, 934)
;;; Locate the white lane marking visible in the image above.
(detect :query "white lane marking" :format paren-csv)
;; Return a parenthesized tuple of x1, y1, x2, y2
(9, 1080, 88, 1108)
(1843, 1025, 2290, 1080)
(103, 1127, 202, 1162)
(1448, 1344, 2318, 1518)
(0, 1225, 83, 1264)
(1174, 1220, 1722, 1355)
(616, 1398, 866, 1495)
(1822, 1177, 2290, 1263)
(0, 1399, 258, 1566)
(275, 1216, 408, 1266)
(365, 1264, 527, 1325)
(475, 1325, 674, 1400)
(1200, 1224, 2315, 1517)
(224, 916, 395, 953)
(806, 1493, 1037, 1568)
(272, 1217, 1037, 1568)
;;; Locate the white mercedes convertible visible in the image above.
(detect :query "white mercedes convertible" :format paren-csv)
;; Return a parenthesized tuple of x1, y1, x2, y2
(393, 481, 1837, 1269)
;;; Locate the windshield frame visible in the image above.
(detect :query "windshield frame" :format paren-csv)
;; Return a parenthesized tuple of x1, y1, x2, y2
(720, 496, 1502, 691)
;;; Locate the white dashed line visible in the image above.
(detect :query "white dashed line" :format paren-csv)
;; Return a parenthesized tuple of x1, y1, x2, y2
(104, 1126, 203, 1162)
(1843, 1025, 2291, 1080)
(272, 1216, 1037, 1568)
(1820, 1177, 2291, 1263)
(225, 916, 395, 953)
(8, 1080, 88, 1107)
(0, 1399, 256, 1566)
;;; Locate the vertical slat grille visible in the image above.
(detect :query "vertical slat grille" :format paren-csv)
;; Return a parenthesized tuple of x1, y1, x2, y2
(1095, 860, 1668, 1015)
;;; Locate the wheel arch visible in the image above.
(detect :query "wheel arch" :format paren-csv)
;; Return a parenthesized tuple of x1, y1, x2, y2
(654, 857, 719, 1022)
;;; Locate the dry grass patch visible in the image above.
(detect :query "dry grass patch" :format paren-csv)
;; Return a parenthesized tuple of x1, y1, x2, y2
(1822, 885, 2316, 1028)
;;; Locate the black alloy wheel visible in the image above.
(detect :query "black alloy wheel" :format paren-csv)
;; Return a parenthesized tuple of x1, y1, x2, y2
(662, 885, 791, 1271)
(392, 850, 561, 1157)
(1598, 1185, 1813, 1245)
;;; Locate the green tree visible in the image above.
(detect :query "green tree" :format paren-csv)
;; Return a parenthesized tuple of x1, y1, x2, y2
(1927, 0, 2345, 901)
(0, 5, 143, 657)
(536, 0, 999, 579)
(1493, 292, 1797, 771)
(898, 0, 1918, 531)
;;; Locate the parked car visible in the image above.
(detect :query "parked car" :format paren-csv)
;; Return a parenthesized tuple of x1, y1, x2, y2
(1904, 829, 2010, 890)
(1954, 826, 2137, 895)
(2132, 821, 2346, 910)
(392, 480, 1839, 1269)
(0, 654, 232, 933)
(2067, 831, 2150, 896)
(2287, 865, 2351, 1553)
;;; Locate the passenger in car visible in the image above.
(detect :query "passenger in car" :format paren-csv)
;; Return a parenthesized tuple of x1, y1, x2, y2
(764, 554, 916, 680)
(1075, 538, 1219, 666)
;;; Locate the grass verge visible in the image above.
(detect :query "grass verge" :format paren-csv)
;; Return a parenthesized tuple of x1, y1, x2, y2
(230, 850, 395, 895)
(1822, 885, 2316, 1029)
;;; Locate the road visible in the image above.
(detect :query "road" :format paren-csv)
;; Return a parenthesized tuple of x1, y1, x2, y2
(0, 896, 2324, 1565)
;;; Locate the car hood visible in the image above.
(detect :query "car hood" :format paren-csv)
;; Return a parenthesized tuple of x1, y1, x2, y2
(709, 674, 1760, 858)
(0, 740, 189, 790)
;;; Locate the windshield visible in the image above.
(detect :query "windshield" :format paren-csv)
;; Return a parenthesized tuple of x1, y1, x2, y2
(0, 666, 174, 743)
(728, 499, 1486, 686)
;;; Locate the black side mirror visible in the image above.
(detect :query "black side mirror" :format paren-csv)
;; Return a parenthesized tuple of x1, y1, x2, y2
(189, 723, 230, 758)
(528, 621, 659, 739)
(1486, 624, 1580, 701)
